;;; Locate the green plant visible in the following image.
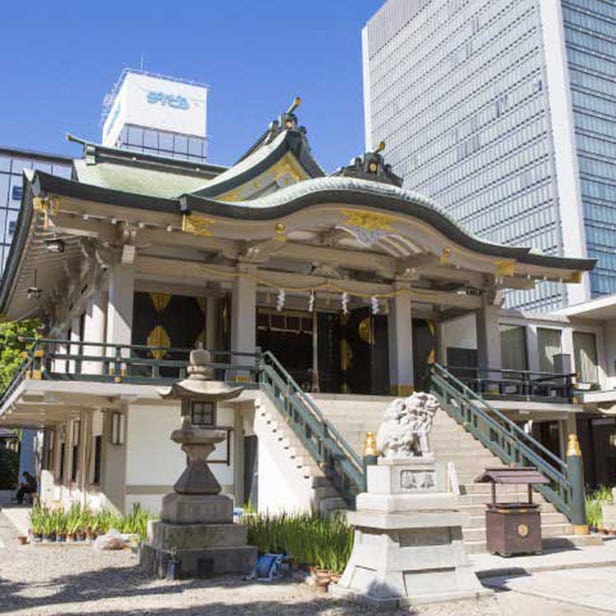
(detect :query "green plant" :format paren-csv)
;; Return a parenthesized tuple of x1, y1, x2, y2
(29, 504, 46, 534)
(586, 485, 614, 529)
(66, 503, 82, 535)
(53, 509, 68, 535)
(243, 512, 353, 574)
(40, 508, 55, 536)
(0, 319, 41, 394)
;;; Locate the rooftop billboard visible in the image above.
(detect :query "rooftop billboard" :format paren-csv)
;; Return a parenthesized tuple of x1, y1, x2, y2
(102, 71, 208, 147)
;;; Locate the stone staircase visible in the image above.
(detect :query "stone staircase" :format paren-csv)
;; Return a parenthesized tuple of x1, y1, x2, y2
(252, 394, 348, 515)
(311, 394, 578, 553)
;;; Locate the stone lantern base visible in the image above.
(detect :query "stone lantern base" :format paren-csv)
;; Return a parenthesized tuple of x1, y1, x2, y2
(330, 459, 488, 608)
(140, 493, 256, 578)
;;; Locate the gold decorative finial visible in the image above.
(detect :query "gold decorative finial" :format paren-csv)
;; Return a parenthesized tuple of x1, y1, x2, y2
(363, 431, 378, 457)
(567, 434, 582, 457)
(287, 97, 301, 114)
(376, 140, 386, 153)
(274, 223, 286, 242)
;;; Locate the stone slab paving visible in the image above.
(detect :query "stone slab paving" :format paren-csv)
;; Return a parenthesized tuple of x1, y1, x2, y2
(0, 509, 611, 616)
(472, 537, 616, 577)
(484, 567, 616, 614)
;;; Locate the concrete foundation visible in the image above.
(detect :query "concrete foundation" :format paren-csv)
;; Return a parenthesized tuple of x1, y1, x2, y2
(331, 458, 488, 608)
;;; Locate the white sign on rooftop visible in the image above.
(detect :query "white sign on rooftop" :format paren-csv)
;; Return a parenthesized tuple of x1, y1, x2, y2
(102, 71, 208, 148)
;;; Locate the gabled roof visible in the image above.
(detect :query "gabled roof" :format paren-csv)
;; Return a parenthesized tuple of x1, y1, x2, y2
(70, 140, 227, 198)
(190, 101, 325, 201)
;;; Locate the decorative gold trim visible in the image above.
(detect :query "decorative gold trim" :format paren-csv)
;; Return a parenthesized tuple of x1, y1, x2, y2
(340, 209, 394, 233)
(439, 247, 452, 266)
(573, 524, 589, 535)
(233, 375, 251, 383)
(567, 434, 582, 457)
(391, 384, 414, 396)
(182, 213, 215, 237)
(274, 223, 287, 242)
(570, 271, 583, 284)
(495, 260, 516, 277)
(363, 432, 378, 457)
(33, 349, 45, 358)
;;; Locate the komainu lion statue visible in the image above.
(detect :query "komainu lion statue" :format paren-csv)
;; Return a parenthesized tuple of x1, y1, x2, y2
(376, 392, 440, 459)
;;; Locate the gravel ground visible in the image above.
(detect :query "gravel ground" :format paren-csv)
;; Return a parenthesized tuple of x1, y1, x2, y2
(0, 511, 604, 616)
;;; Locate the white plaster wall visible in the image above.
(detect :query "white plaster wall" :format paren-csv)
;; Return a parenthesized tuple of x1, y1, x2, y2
(125, 402, 237, 515)
(441, 314, 477, 351)
(253, 396, 313, 515)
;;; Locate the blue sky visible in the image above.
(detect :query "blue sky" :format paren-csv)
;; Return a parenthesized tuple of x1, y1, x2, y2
(0, 0, 384, 172)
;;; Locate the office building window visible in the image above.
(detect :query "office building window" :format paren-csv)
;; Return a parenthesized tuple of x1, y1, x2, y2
(500, 325, 528, 371)
(573, 331, 598, 384)
(537, 328, 562, 373)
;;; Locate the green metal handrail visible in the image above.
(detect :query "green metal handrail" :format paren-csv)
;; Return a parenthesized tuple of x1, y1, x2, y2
(259, 351, 364, 505)
(429, 363, 573, 519)
(16, 338, 262, 386)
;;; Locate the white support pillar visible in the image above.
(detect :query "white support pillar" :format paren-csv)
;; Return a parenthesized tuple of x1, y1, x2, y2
(106, 264, 135, 361)
(388, 283, 414, 396)
(231, 266, 256, 354)
(476, 302, 502, 372)
(230, 265, 256, 380)
(69, 316, 81, 374)
(205, 296, 218, 351)
(83, 291, 107, 374)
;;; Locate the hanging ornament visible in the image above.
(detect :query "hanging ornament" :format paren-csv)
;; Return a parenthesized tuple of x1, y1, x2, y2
(265, 289, 272, 305)
(308, 290, 315, 313)
(341, 291, 349, 315)
(276, 288, 285, 312)
(383, 299, 389, 315)
(371, 295, 379, 315)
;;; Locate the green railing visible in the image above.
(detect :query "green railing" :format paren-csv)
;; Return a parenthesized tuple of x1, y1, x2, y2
(18, 338, 261, 386)
(429, 362, 574, 519)
(260, 351, 364, 505)
(4, 338, 363, 506)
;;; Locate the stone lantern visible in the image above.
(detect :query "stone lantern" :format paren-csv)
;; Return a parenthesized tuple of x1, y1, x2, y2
(140, 347, 256, 578)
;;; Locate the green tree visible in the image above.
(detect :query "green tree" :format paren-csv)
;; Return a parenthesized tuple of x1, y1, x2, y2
(0, 319, 41, 393)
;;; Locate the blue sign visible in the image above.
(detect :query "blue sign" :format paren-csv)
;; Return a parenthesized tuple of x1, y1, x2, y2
(146, 91, 190, 110)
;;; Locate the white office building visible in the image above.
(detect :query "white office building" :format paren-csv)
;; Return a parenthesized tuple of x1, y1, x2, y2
(101, 69, 209, 163)
(363, 0, 616, 310)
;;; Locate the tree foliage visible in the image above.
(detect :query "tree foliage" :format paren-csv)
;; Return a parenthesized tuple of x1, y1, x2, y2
(0, 319, 41, 393)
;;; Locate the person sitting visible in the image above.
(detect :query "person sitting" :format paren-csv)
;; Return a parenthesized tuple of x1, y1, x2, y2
(13, 472, 37, 504)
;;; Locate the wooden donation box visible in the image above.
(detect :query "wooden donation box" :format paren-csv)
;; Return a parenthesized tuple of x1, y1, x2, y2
(474, 467, 549, 557)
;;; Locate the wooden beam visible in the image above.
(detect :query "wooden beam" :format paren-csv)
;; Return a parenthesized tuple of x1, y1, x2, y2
(136, 255, 482, 308)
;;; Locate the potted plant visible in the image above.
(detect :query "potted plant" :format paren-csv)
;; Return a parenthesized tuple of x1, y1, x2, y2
(17, 534, 28, 545)
(54, 509, 67, 542)
(41, 509, 55, 542)
(66, 503, 81, 542)
(29, 504, 44, 542)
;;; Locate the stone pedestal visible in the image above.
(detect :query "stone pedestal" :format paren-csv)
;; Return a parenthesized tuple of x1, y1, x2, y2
(140, 492, 256, 578)
(331, 458, 487, 608)
(140, 348, 256, 579)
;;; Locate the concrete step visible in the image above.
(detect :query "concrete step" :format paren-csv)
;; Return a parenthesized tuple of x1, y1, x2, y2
(458, 492, 550, 506)
(464, 533, 602, 555)
(463, 523, 572, 543)
(457, 502, 558, 516)
(466, 512, 567, 527)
